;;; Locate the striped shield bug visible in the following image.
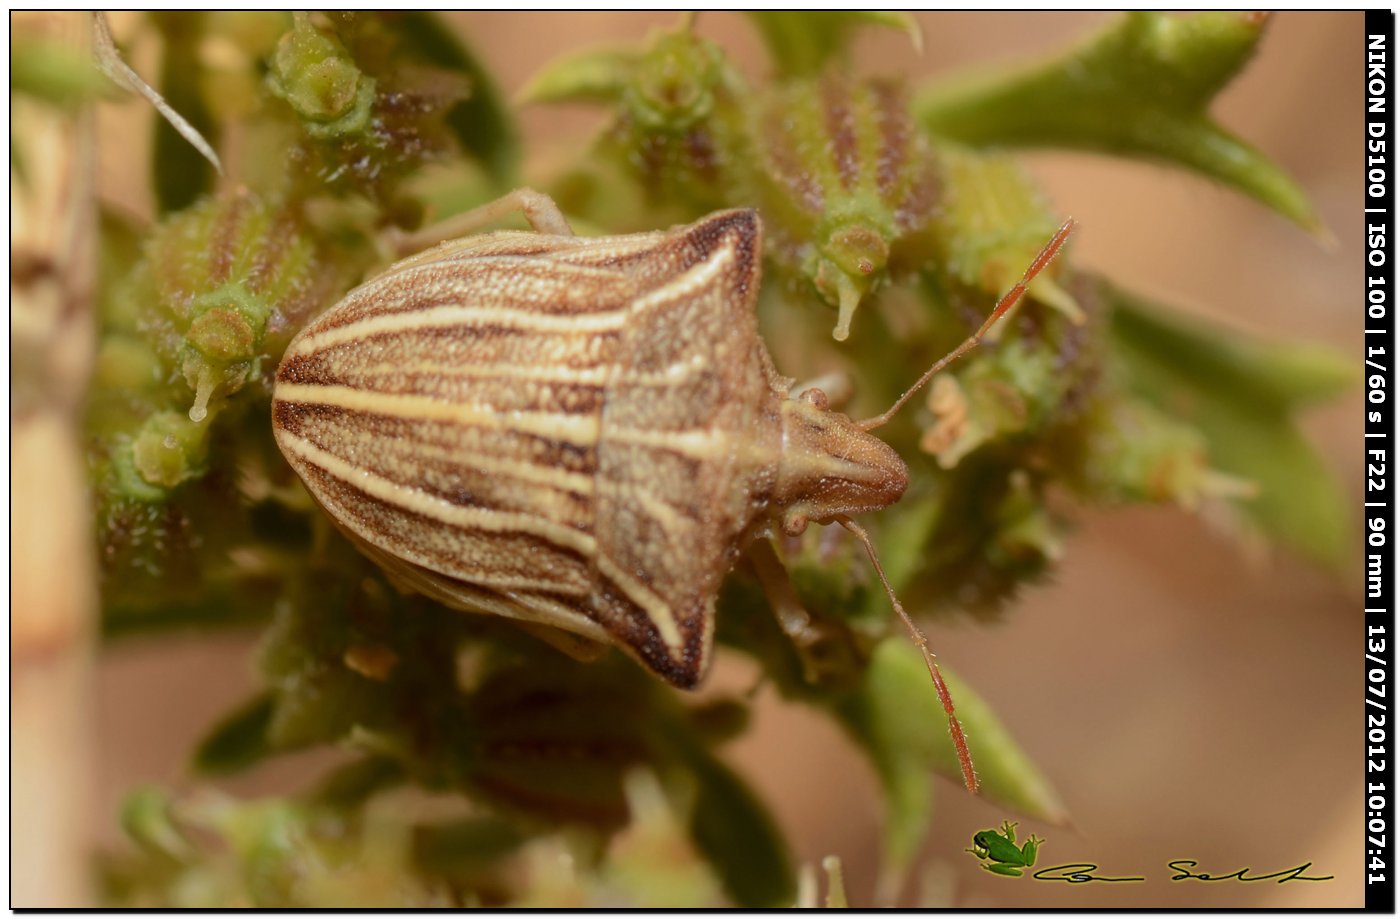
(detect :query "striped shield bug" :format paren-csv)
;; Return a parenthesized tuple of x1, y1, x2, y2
(272, 188, 1073, 793)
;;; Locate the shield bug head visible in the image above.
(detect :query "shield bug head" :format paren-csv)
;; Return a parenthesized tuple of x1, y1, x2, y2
(271, 189, 1073, 796)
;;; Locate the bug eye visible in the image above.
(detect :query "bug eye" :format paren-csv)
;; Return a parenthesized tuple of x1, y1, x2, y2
(783, 512, 809, 537)
(800, 388, 829, 411)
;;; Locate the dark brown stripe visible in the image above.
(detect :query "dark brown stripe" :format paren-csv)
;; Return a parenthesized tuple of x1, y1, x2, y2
(206, 192, 246, 286)
(300, 462, 595, 578)
(764, 113, 824, 214)
(896, 160, 940, 232)
(822, 74, 859, 192)
(871, 80, 909, 200)
(589, 577, 703, 689)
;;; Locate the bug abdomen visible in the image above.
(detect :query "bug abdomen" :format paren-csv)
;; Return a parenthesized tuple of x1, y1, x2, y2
(273, 255, 633, 611)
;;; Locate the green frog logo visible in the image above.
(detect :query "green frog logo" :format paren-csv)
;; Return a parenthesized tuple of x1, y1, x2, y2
(966, 821, 1044, 877)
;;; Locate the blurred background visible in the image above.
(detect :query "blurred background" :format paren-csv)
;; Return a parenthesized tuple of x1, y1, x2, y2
(78, 11, 1362, 908)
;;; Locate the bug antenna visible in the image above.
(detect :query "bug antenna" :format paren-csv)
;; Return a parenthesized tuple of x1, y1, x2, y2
(836, 515, 979, 794)
(857, 218, 1075, 432)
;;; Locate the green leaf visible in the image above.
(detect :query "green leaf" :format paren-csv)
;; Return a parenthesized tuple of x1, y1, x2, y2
(412, 816, 527, 879)
(679, 743, 796, 908)
(916, 12, 1323, 233)
(150, 12, 219, 213)
(120, 786, 194, 861)
(192, 693, 275, 776)
(873, 493, 943, 592)
(519, 45, 638, 105)
(11, 36, 109, 108)
(309, 756, 405, 809)
(389, 12, 521, 186)
(1103, 278, 1354, 569)
(832, 640, 1067, 886)
(1109, 285, 1354, 411)
(745, 11, 921, 77)
(938, 667, 1067, 823)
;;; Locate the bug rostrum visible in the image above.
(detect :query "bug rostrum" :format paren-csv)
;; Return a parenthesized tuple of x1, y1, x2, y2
(272, 188, 1073, 795)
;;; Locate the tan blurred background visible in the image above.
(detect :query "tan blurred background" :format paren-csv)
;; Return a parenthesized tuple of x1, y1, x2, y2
(89, 12, 1363, 907)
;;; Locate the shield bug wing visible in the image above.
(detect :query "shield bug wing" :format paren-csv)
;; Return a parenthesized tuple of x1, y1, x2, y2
(591, 210, 786, 686)
(272, 234, 643, 648)
(272, 208, 787, 688)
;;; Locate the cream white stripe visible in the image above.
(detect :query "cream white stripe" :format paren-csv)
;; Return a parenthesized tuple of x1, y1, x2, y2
(396, 437, 595, 497)
(291, 303, 628, 357)
(280, 431, 597, 556)
(553, 232, 668, 265)
(404, 254, 628, 280)
(353, 358, 709, 389)
(377, 246, 633, 280)
(594, 554, 683, 652)
(608, 426, 726, 459)
(358, 361, 612, 386)
(633, 487, 690, 540)
(599, 479, 689, 539)
(276, 383, 601, 446)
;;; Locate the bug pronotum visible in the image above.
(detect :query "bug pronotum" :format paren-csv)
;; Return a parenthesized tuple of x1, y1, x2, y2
(272, 188, 1073, 794)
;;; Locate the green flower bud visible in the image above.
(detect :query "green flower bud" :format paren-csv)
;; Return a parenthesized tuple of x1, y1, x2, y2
(131, 411, 209, 490)
(269, 18, 373, 132)
(752, 73, 940, 339)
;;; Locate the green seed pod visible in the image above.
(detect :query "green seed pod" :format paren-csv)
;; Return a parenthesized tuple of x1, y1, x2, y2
(750, 72, 940, 340)
(131, 411, 210, 490)
(1070, 398, 1217, 508)
(87, 190, 339, 586)
(143, 190, 334, 424)
(265, 13, 469, 199)
(932, 143, 1083, 324)
(604, 29, 747, 213)
(268, 20, 374, 132)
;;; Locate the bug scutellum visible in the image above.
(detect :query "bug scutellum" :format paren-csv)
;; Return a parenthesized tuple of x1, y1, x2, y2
(272, 189, 1073, 794)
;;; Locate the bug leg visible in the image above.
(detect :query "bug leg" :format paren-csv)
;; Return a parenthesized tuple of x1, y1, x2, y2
(391, 187, 575, 255)
(747, 538, 822, 645)
(745, 538, 848, 684)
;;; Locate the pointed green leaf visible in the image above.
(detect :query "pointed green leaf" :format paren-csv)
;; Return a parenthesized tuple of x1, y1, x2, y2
(1197, 399, 1351, 570)
(389, 12, 521, 186)
(916, 12, 1322, 232)
(11, 36, 108, 108)
(520, 46, 638, 105)
(938, 667, 1067, 823)
(745, 11, 921, 77)
(1109, 286, 1354, 411)
(412, 816, 527, 879)
(874, 492, 944, 592)
(192, 693, 275, 776)
(1104, 278, 1354, 569)
(832, 640, 1068, 880)
(678, 743, 796, 908)
(120, 786, 194, 861)
(308, 756, 405, 809)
